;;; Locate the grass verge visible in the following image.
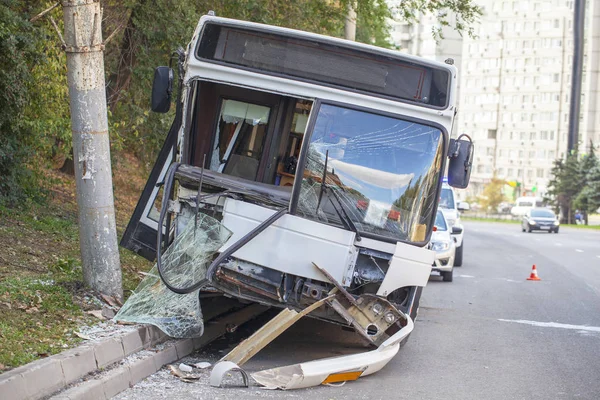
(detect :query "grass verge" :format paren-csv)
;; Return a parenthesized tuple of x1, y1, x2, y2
(462, 216, 600, 230)
(0, 152, 152, 371)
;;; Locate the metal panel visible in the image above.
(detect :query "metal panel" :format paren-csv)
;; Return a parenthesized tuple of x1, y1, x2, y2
(376, 242, 434, 297)
(219, 199, 357, 285)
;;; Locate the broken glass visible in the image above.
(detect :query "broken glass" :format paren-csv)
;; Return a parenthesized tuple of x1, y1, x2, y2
(297, 104, 444, 243)
(114, 213, 232, 338)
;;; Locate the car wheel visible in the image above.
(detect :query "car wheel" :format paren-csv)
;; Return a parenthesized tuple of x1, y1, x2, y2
(522, 226, 526, 232)
(554, 227, 559, 233)
(442, 269, 453, 282)
(454, 242, 463, 267)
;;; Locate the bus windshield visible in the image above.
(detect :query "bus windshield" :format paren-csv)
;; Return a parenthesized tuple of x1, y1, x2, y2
(297, 104, 444, 243)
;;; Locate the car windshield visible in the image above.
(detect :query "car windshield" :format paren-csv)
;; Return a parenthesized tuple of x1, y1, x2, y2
(434, 211, 447, 231)
(519, 201, 534, 207)
(297, 103, 444, 243)
(531, 209, 555, 218)
(439, 187, 454, 209)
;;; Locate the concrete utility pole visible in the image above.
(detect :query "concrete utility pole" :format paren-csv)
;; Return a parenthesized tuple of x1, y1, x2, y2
(345, 2, 357, 41)
(62, 0, 123, 300)
(568, 0, 586, 154)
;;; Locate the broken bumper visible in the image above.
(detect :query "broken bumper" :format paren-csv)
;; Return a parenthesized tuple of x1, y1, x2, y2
(250, 316, 414, 389)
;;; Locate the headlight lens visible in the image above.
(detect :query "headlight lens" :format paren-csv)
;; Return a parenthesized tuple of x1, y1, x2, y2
(553, 220, 560, 225)
(431, 241, 450, 252)
(529, 220, 536, 225)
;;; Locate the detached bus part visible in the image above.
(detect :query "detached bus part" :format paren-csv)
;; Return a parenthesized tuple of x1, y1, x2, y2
(118, 14, 473, 388)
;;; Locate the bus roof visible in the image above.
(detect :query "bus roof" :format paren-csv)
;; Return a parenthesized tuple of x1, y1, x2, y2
(184, 15, 457, 129)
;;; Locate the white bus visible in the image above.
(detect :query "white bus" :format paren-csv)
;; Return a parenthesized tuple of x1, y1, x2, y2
(120, 14, 473, 388)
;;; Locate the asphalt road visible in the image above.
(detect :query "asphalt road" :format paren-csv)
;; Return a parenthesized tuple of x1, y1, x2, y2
(115, 221, 600, 400)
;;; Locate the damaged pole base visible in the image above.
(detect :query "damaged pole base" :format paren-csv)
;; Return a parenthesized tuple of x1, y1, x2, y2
(209, 361, 250, 388)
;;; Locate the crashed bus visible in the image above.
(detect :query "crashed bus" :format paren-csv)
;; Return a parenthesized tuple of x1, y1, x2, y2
(118, 13, 473, 389)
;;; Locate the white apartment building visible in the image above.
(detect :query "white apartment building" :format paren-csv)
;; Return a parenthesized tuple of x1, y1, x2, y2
(458, 0, 600, 198)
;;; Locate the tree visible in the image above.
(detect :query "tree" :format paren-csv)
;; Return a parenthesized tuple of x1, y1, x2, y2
(585, 162, 600, 212)
(480, 177, 506, 212)
(546, 153, 584, 224)
(0, 1, 44, 205)
(574, 143, 600, 223)
(388, 0, 482, 40)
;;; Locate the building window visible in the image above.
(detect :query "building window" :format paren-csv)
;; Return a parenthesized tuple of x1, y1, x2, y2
(554, 19, 560, 29)
(488, 129, 497, 139)
(537, 169, 544, 178)
(487, 147, 495, 156)
(540, 131, 548, 140)
(549, 131, 555, 140)
(553, 73, 560, 83)
(508, 168, 514, 177)
(530, 132, 536, 140)
(520, 132, 527, 140)
(519, 150, 524, 158)
(527, 169, 534, 179)
(529, 150, 536, 158)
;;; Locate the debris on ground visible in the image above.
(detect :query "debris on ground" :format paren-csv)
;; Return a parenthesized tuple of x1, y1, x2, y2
(209, 361, 250, 388)
(178, 363, 193, 372)
(168, 364, 202, 383)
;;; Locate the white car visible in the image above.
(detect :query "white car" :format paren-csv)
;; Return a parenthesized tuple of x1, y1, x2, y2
(430, 210, 458, 282)
(438, 183, 468, 266)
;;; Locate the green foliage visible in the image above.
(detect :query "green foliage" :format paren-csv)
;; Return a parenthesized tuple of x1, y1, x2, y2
(0, 1, 44, 206)
(546, 145, 600, 224)
(389, 0, 483, 40)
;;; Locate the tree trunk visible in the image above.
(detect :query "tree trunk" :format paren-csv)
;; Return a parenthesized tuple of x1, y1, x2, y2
(107, 5, 140, 112)
(63, 0, 123, 301)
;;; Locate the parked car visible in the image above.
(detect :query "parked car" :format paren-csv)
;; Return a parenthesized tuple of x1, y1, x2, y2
(521, 208, 560, 233)
(430, 210, 459, 282)
(439, 182, 469, 266)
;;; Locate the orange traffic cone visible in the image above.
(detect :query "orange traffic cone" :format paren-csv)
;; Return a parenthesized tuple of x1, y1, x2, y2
(527, 264, 541, 281)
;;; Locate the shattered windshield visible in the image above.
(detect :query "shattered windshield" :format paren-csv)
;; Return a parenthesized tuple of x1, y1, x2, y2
(297, 104, 444, 243)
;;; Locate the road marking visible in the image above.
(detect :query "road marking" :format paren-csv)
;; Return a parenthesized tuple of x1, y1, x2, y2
(457, 274, 475, 278)
(498, 319, 600, 333)
(575, 249, 584, 253)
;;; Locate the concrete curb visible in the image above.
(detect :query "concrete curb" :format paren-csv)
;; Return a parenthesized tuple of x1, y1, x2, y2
(1, 305, 268, 400)
(49, 305, 267, 400)
(0, 325, 168, 400)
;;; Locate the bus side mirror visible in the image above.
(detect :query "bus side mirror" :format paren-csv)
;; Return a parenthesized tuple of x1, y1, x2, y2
(151, 66, 173, 113)
(447, 135, 473, 189)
